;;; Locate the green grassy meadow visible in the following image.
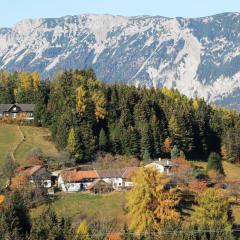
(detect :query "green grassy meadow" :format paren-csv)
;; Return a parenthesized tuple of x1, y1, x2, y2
(31, 192, 126, 227)
(15, 126, 58, 165)
(0, 124, 21, 167)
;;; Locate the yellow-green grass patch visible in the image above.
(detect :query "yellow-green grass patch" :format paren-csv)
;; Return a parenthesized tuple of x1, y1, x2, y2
(31, 192, 125, 226)
(0, 124, 22, 167)
(15, 126, 58, 165)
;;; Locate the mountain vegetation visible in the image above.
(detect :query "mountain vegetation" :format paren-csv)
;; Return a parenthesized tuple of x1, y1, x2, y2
(1, 13, 240, 109)
(1, 69, 240, 164)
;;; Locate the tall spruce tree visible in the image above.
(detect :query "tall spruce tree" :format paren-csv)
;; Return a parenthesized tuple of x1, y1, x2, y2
(207, 152, 224, 175)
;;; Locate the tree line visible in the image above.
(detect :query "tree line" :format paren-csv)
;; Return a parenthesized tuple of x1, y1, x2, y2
(0, 69, 240, 163)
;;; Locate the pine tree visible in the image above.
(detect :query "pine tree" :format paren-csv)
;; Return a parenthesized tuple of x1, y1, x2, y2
(2, 154, 17, 186)
(99, 129, 107, 151)
(129, 127, 140, 156)
(171, 145, 180, 159)
(140, 123, 152, 160)
(168, 114, 182, 145)
(109, 123, 122, 154)
(0, 191, 31, 239)
(207, 152, 224, 175)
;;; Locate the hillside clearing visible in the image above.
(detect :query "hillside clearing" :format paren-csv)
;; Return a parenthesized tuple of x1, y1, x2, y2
(31, 192, 126, 227)
(0, 124, 21, 167)
(15, 126, 59, 165)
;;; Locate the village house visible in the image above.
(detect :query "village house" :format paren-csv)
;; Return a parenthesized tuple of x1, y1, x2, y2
(57, 167, 139, 192)
(121, 167, 138, 188)
(97, 169, 125, 189)
(58, 170, 98, 192)
(28, 165, 52, 188)
(11, 165, 52, 189)
(0, 103, 35, 120)
(145, 158, 173, 175)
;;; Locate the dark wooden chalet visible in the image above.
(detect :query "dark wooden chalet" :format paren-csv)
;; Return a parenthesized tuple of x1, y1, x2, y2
(0, 104, 35, 120)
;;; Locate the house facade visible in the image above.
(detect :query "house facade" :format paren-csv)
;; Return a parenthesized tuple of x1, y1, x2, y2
(58, 170, 98, 192)
(145, 159, 173, 175)
(11, 165, 52, 189)
(97, 169, 125, 190)
(0, 104, 35, 120)
(121, 167, 138, 188)
(57, 167, 139, 192)
(29, 165, 52, 188)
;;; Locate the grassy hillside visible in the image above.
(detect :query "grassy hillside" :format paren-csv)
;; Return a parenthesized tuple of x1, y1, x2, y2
(31, 192, 125, 227)
(0, 124, 59, 186)
(15, 126, 58, 165)
(191, 161, 240, 181)
(191, 160, 240, 225)
(0, 124, 21, 167)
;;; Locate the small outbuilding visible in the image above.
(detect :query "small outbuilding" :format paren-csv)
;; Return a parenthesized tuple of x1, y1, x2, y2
(86, 179, 114, 194)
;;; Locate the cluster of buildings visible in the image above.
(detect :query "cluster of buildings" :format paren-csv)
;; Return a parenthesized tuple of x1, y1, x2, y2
(11, 158, 174, 194)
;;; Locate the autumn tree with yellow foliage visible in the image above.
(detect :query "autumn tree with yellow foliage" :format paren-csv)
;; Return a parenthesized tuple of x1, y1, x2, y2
(126, 167, 180, 236)
(76, 220, 91, 240)
(66, 128, 76, 155)
(191, 188, 234, 240)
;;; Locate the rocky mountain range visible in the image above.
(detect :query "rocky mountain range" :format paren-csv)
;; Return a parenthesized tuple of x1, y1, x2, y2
(0, 13, 240, 109)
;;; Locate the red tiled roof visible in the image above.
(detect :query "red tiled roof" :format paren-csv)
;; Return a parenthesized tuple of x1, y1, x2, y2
(61, 170, 98, 182)
(28, 165, 43, 175)
(122, 167, 139, 180)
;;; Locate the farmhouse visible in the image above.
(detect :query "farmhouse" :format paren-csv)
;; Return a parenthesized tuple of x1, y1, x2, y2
(121, 167, 138, 188)
(11, 165, 52, 189)
(28, 165, 52, 188)
(57, 167, 139, 192)
(0, 103, 35, 120)
(97, 169, 125, 189)
(145, 158, 173, 175)
(58, 170, 98, 192)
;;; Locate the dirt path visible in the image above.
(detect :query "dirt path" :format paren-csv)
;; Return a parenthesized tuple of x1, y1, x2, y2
(11, 125, 25, 162)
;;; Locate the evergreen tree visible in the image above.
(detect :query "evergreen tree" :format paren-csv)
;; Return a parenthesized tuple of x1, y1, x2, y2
(171, 145, 180, 159)
(207, 152, 224, 175)
(99, 128, 107, 151)
(2, 154, 17, 186)
(140, 123, 152, 160)
(0, 190, 31, 239)
(30, 206, 72, 240)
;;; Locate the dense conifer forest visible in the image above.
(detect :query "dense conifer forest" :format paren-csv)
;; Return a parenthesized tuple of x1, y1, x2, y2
(0, 69, 240, 163)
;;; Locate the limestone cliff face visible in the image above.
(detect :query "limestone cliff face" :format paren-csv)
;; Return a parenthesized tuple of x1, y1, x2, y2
(1, 13, 240, 109)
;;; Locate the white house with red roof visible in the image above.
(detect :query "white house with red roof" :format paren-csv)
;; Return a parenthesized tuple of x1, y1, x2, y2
(57, 167, 139, 192)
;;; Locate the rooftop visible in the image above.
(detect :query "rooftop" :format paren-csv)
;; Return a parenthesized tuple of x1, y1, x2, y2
(0, 103, 35, 112)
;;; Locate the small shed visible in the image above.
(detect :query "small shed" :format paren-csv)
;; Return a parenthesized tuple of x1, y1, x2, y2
(86, 179, 113, 194)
